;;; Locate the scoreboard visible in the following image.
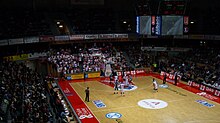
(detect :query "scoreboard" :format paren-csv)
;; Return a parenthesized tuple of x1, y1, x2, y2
(158, 0, 186, 15)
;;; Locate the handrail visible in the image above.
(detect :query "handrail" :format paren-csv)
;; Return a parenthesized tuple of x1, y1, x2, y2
(56, 79, 82, 123)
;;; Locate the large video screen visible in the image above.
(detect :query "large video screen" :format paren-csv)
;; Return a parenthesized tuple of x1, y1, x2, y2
(139, 16, 151, 35)
(162, 16, 183, 35)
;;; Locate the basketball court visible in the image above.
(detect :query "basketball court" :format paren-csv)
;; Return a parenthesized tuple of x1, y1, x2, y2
(59, 74, 220, 123)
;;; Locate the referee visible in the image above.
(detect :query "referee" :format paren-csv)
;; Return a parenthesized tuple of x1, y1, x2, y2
(85, 87, 90, 102)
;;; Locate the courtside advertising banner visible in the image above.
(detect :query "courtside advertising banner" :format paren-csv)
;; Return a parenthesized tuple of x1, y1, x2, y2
(88, 72, 100, 78)
(39, 36, 54, 42)
(71, 73, 84, 80)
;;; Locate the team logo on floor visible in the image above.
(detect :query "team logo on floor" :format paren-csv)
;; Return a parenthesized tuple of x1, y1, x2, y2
(93, 100, 106, 108)
(106, 112, 122, 119)
(119, 85, 138, 91)
(159, 84, 169, 88)
(195, 100, 215, 108)
(138, 99, 168, 109)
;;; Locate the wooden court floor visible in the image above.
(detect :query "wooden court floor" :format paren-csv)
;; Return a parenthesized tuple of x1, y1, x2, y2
(70, 76, 220, 123)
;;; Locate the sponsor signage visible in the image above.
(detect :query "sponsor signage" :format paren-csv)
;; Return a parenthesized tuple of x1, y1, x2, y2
(39, 36, 54, 42)
(8, 38, 24, 45)
(69, 35, 85, 40)
(99, 34, 114, 39)
(119, 85, 138, 91)
(24, 37, 39, 43)
(136, 69, 145, 74)
(189, 35, 205, 40)
(75, 108, 94, 119)
(106, 112, 122, 119)
(71, 73, 84, 80)
(184, 16, 189, 25)
(63, 88, 73, 96)
(159, 84, 169, 88)
(196, 92, 218, 101)
(155, 16, 162, 36)
(93, 100, 106, 108)
(85, 34, 99, 39)
(0, 40, 8, 46)
(160, 71, 181, 82)
(195, 100, 215, 108)
(113, 34, 128, 38)
(3, 54, 29, 61)
(189, 81, 220, 98)
(55, 35, 69, 41)
(88, 72, 100, 78)
(199, 84, 206, 91)
(192, 82, 200, 89)
(214, 90, 220, 97)
(205, 86, 215, 95)
(138, 99, 168, 109)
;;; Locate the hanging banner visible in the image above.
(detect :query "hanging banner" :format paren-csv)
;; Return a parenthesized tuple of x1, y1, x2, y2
(8, 38, 24, 45)
(85, 34, 99, 39)
(69, 35, 85, 40)
(99, 34, 114, 39)
(24, 37, 39, 43)
(114, 34, 128, 38)
(0, 40, 8, 46)
(39, 36, 54, 42)
(55, 35, 69, 41)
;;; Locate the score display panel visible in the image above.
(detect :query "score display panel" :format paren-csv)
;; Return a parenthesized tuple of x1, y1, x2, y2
(136, 15, 188, 36)
(158, 0, 186, 15)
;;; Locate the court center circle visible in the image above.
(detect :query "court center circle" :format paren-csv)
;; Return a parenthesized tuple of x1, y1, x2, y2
(138, 99, 168, 109)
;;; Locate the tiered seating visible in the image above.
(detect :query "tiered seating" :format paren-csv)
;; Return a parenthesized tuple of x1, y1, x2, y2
(66, 8, 120, 34)
(161, 48, 220, 89)
(0, 11, 52, 39)
(0, 61, 52, 122)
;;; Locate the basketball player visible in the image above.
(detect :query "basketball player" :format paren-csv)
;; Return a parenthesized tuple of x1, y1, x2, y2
(114, 80, 119, 94)
(153, 78, 158, 92)
(125, 75, 129, 86)
(163, 72, 167, 84)
(120, 83, 125, 96)
(174, 72, 178, 85)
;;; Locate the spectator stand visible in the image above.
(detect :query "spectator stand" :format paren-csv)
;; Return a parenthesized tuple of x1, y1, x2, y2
(46, 77, 77, 123)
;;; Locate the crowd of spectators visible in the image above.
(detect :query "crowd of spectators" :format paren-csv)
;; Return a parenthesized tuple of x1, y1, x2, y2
(0, 61, 53, 122)
(159, 48, 220, 89)
(47, 43, 132, 76)
(46, 77, 75, 123)
(126, 46, 152, 68)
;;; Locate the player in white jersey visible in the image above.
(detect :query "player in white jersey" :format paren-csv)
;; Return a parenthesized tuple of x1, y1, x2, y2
(152, 78, 158, 92)
(125, 75, 129, 86)
(120, 84, 125, 96)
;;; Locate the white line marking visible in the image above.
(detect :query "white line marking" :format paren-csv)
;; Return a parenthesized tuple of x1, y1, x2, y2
(184, 120, 220, 123)
(69, 83, 101, 123)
